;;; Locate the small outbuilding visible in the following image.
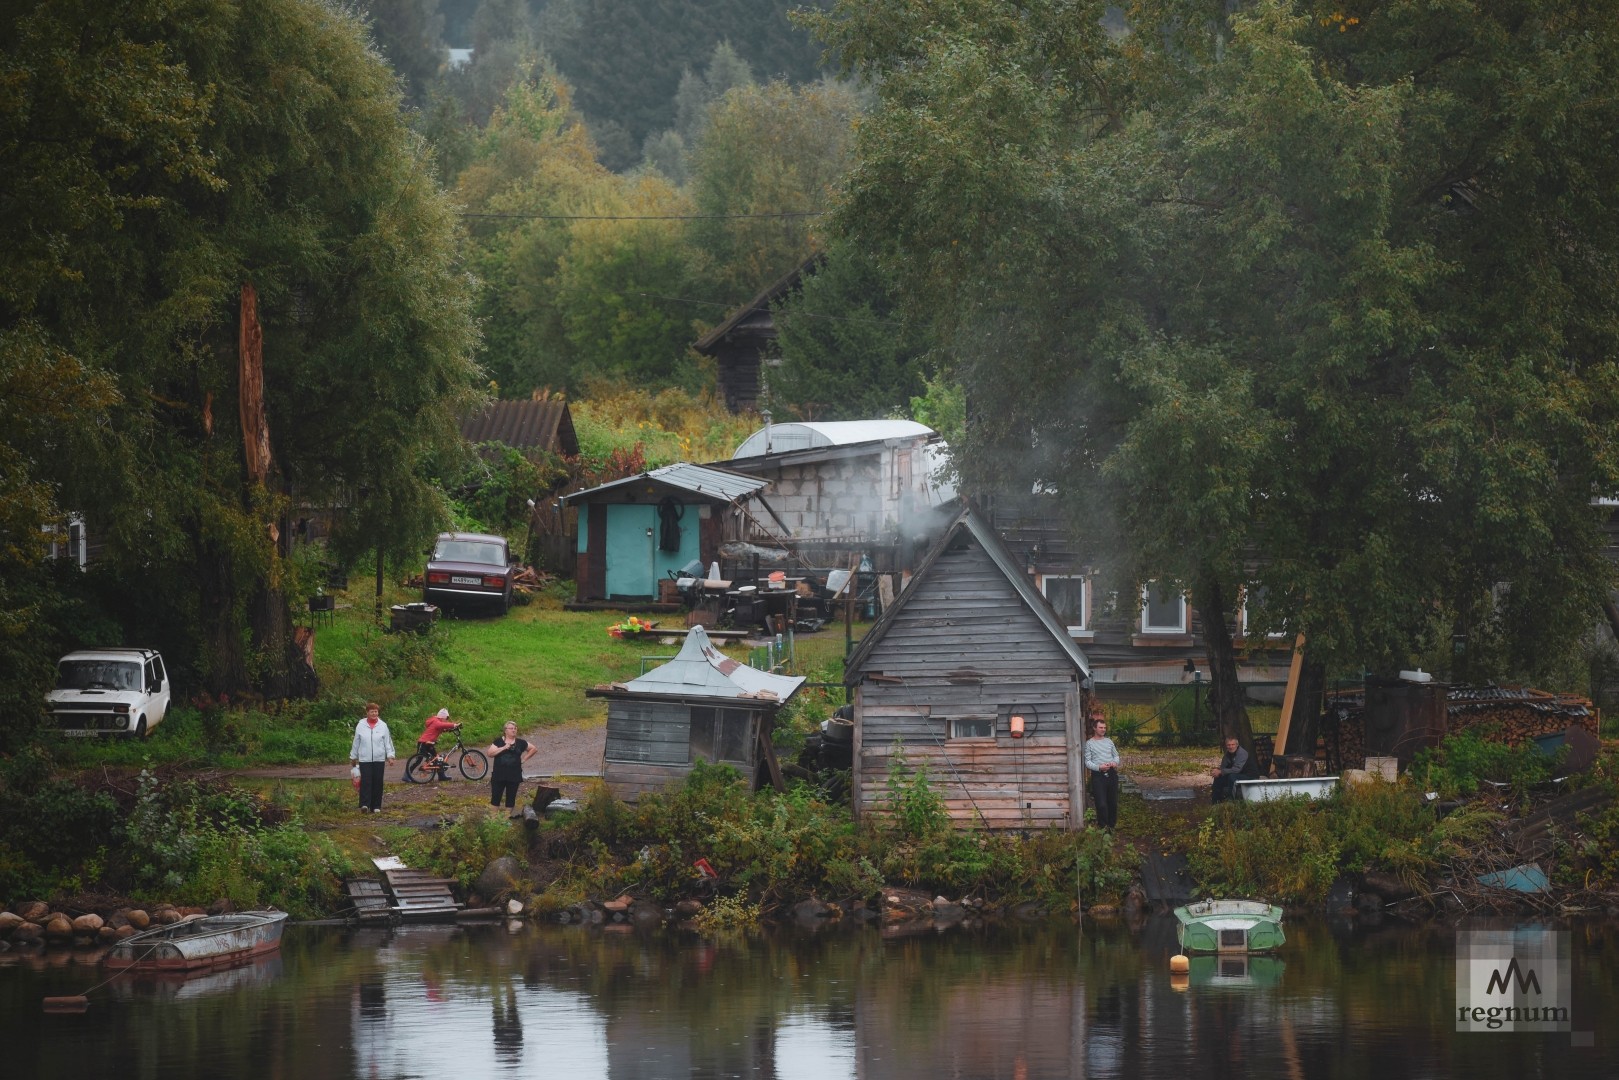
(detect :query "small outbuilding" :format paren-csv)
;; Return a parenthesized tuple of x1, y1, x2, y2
(844, 504, 1095, 831)
(559, 463, 767, 603)
(586, 625, 806, 800)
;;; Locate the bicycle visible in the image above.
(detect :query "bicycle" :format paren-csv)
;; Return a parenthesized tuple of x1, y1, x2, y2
(403, 728, 489, 783)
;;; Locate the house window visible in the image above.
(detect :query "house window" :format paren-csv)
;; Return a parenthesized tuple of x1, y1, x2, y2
(949, 715, 995, 739)
(690, 706, 754, 764)
(1239, 586, 1288, 639)
(1041, 575, 1090, 635)
(1140, 583, 1188, 634)
(44, 516, 87, 569)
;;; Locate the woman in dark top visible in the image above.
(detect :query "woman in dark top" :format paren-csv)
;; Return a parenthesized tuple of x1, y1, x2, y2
(486, 721, 537, 810)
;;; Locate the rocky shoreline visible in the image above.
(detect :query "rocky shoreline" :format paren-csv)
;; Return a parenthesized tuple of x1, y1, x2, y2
(0, 899, 236, 952)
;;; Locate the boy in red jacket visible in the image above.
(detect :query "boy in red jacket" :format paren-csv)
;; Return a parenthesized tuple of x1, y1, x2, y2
(417, 708, 459, 773)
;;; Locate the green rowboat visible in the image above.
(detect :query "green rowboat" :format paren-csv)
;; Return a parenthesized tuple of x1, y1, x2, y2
(1174, 899, 1285, 953)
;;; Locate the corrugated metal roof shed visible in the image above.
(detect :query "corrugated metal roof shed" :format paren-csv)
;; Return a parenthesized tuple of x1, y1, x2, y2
(459, 400, 579, 456)
(732, 420, 934, 458)
(621, 625, 805, 701)
(559, 462, 766, 505)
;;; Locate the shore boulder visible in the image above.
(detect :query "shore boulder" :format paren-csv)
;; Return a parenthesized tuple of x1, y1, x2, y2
(475, 856, 523, 902)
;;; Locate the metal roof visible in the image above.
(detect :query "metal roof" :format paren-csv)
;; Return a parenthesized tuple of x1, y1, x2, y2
(459, 400, 579, 456)
(620, 625, 806, 702)
(559, 462, 767, 505)
(732, 420, 935, 458)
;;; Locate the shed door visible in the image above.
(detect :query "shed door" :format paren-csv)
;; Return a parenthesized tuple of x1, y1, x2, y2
(605, 504, 657, 598)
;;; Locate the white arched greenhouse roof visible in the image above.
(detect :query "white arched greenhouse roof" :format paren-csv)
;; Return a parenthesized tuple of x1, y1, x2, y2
(732, 420, 935, 458)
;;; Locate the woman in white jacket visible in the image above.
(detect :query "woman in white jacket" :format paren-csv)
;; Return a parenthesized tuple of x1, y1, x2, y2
(349, 702, 396, 813)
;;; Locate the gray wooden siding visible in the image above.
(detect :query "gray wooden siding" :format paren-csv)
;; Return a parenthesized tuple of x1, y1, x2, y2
(603, 760, 698, 802)
(850, 540, 1085, 831)
(859, 548, 1075, 677)
(604, 701, 690, 765)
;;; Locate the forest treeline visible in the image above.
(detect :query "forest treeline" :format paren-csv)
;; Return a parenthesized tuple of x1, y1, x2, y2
(360, 0, 930, 413)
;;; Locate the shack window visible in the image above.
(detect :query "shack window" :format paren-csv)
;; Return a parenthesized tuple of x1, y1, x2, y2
(949, 715, 995, 739)
(1140, 583, 1187, 634)
(1041, 575, 1090, 635)
(690, 707, 753, 764)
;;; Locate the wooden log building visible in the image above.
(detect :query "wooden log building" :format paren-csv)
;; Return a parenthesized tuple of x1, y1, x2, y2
(844, 504, 1096, 831)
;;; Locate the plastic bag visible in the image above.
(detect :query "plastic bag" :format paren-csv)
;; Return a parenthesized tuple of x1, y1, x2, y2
(350, 764, 361, 790)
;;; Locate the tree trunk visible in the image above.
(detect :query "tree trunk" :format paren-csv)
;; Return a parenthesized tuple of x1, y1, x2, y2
(195, 532, 249, 696)
(1285, 656, 1329, 759)
(1191, 574, 1252, 749)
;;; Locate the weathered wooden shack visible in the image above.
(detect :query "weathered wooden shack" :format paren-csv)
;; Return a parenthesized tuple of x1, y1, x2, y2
(586, 625, 805, 800)
(844, 505, 1095, 831)
(559, 464, 767, 603)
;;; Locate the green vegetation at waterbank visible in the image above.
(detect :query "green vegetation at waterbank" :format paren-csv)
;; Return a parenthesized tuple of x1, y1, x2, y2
(1186, 733, 1619, 906)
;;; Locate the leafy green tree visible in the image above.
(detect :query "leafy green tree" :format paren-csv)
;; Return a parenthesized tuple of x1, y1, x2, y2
(357, 0, 446, 107)
(768, 242, 929, 419)
(1, 0, 479, 707)
(808, 0, 1619, 743)
(459, 70, 698, 394)
(541, 0, 829, 155)
(687, 78, 860, 304)
(642, 40, 758, 183)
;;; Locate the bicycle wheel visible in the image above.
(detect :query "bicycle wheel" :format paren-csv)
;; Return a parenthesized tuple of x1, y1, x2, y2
(403, 753, 434, 784)
(458, 749, 489, 781)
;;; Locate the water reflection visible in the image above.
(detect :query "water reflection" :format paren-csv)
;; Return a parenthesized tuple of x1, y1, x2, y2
(4, 915, 1617, 1079)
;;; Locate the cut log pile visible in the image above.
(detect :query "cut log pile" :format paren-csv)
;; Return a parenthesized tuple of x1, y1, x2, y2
(511, 566, 553, 594)
(1327, 685, 1599, 771)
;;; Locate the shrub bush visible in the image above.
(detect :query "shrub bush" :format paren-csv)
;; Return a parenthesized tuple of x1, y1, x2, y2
(1188, 799, 1340, 904)
(1408, 729, 1556, 800)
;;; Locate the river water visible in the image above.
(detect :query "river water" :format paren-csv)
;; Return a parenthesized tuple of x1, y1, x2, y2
(5, 915, 1616, 1079)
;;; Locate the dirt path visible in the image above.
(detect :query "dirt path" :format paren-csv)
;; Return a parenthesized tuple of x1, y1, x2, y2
(229, 716, 607, 807)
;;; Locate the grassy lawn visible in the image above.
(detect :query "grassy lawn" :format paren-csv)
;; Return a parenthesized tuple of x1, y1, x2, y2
(53, 578, 867, 770)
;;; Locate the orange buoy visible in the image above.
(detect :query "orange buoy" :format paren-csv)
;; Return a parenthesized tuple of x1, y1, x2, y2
(1169, 954, 1190, 974)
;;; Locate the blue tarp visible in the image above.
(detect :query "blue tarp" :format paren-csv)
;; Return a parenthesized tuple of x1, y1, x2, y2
(1477, 864, 1550, 893)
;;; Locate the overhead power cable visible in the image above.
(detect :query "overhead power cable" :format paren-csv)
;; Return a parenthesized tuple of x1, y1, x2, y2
(460, 210, 826, 221)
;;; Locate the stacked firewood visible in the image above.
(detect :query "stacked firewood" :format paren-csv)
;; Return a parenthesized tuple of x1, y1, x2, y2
(1325, 685, 1599, 771)
(511, 566, 553, 594)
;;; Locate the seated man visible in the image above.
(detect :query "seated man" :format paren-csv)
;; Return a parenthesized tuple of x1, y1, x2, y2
(1210, 733, 1259, 803)
(417, 708, 459, 770)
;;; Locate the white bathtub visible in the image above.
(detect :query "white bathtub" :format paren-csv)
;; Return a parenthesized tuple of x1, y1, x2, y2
(1236, 776, 1339, 802)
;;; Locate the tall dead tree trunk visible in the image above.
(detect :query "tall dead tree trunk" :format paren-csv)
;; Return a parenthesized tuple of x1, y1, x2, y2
(1191, 573, 1252, 749)
(239, 283, 318, 699)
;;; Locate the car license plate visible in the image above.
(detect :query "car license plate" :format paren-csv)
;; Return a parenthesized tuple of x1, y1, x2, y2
(61, 729, 98, 738)
(451, 575, 481, 585)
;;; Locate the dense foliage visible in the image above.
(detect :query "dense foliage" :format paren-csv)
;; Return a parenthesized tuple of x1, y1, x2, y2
(1, 0, 480, 736)
(0, 753, 350, 916)
(807, 0, 1619, 730)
